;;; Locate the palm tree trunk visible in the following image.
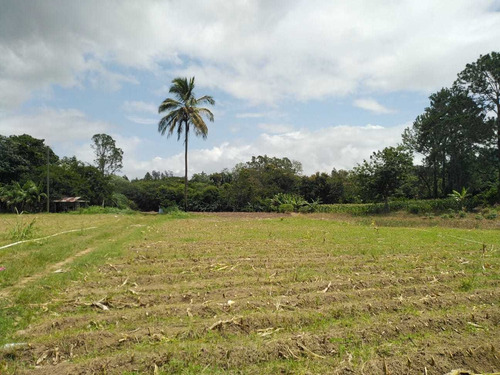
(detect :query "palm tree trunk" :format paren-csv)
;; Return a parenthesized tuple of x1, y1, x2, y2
(184, 122, 189, 212)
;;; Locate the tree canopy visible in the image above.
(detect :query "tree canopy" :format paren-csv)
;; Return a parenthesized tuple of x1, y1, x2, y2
(91, 133, 123, 176)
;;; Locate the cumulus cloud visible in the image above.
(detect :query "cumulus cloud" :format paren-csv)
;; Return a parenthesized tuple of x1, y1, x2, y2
(1, 1, 499, 109)
(0, 106, 407, 178)
(0, 108, 110, 144)
(353, 98, 395, 114)
(0, 108, 142, 172)
(131, 123, 407, 178)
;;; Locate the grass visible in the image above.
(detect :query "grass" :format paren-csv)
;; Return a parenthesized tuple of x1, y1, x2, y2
(0, 212, 499, 374)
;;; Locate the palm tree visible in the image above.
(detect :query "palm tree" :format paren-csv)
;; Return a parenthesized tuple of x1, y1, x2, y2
(158, 77, 215, 211)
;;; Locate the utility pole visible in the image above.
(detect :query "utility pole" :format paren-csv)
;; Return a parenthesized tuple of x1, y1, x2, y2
(46, 146, 50, 213)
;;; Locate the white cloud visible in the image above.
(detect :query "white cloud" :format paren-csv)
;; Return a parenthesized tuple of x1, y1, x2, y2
(353, 98, 395, 114)
(236, 111, 285, 119)
(0, 108, 143, 174)
(126, 116, 158, 125)
(236, 112, 266, 119)
(123, 101, 158, 114)
(132, 123, 407, 178)
(0, 106, 408, 179)
(1, 1, 499, 109)
(0, 108, 110, 144)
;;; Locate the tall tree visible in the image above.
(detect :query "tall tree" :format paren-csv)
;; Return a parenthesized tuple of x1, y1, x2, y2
(354, 146, 414, 208)
(0, 134, 57, 184)
(91, 133, 123, 176)
(403, 87, 490, 197)
(158, 77, 215, 211)
(456, 51, 500, 194)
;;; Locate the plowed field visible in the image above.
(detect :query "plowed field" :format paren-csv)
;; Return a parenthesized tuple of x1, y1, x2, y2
(1, 213, 499, 374)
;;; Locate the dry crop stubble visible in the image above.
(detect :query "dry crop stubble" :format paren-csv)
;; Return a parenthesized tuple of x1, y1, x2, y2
(0, 212, 499, 374)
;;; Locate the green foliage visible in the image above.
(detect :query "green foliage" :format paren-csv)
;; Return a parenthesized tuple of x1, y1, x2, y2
(484, 209, 498, 220)
(271, 193, 306, 211)
(9, 215, 37, 240)
(278, 203, 294, 213)
(91, 133, 123, 175)
(448, 187, 470, 211)
(111, 192, 136, 210)
(300, 170, 348, 204)
(71, 206, 136, 215)
(353, 146, 414, 204)
(0, 180, 46, 213)
(404, 87, 490, 198)
(160, 204, 181, 214)
(318, 198, 458, 216)
(228, 155, 302, 211)
(0, 134, 58, 185)
(47, 157, 113, 206)
(270, 193, 321, 213)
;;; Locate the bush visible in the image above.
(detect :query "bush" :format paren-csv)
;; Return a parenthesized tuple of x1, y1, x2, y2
(71, 206, 136, 215)
(271, 193, 308, 212)
(278, 204, 294, 213)
(111, 193, 137, 210)
(485, 210, 497, 220)
(318, 198, 461, 216)
(298, 206, 312, 214)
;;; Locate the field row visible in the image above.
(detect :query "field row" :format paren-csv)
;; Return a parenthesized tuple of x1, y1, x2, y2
(0, 213, 499, 374)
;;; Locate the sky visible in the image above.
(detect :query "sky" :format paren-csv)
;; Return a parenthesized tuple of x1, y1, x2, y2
(1, 0, 499, 179)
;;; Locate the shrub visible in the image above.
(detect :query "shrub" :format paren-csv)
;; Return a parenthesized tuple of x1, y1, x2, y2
(111, 193, 136, 210)
(278, 204, 294, 213)
(318, 198, 462, 216)
(298, 206, 312, 214)
(160, 205, 181, 214)
(271, 193, 308, 212)
(72, 206, 136, 215)
(485, 210, 497, 220)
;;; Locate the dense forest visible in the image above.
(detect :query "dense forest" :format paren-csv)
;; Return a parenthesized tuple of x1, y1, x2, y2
(0, 52, 498, 213)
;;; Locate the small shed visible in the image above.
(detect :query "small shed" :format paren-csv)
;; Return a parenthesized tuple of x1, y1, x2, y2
(53, 197, 89, 212)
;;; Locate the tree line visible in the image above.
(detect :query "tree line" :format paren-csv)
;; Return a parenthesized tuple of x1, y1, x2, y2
(0, 52, 498, 213)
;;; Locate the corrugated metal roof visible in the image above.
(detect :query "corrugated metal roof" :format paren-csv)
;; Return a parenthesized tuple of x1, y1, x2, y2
(53, 197, 88, 203)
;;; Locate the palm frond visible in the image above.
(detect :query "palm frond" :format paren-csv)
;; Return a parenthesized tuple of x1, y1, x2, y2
(190, 113, 208, 139)
(169, 77, 195, 103)
(196, 107, 214, 122)
(176, 121, 185, 141)
(158, 110, 183, 136)
(196, 95, 215, 106)
(159, 98, 182, 113)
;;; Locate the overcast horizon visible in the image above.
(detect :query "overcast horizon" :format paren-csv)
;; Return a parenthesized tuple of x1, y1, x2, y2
(1, 1, 499, 178)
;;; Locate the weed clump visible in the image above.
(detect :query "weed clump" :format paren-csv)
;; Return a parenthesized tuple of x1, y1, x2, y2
(9, 216, 37, 241)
